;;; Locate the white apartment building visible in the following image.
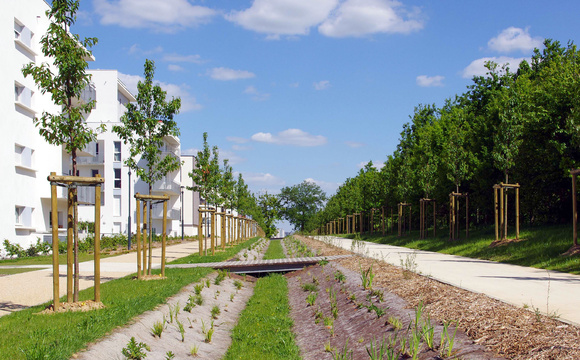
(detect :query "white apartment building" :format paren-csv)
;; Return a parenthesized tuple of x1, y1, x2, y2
(2, 0, 200, 252)
(181, 155, 200, 237)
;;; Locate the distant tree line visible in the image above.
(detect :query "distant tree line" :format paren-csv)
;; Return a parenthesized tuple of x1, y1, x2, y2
(314, 39, 580, 231)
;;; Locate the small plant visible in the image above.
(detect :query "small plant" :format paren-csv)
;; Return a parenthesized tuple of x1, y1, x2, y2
(312, 276, 319, 286)
(314, 308, 324, 324)
(205, 321, 215, 343)
(165, 351, 175, 359)
(121, 337, 150, 360)
(409, 329, 421, 360)
(348, 293, 356, 302)
(184, 295, 196, 312)
(370, 289, 384, 302)
(176, 319, 185, 342)
(230, 293, 235, 302)
(400, 252, 418, 279)
(439, 320, 458, 358)
(360, 263, 375, 290)
(331, 305, 339, 319)
(190, 344, 199, 356)
(421, 314, 435, 349)
(334, 270, 346, 283)
(152, 320, 164, 338)
(214, 290, 220, 300)
(306, 292, 318, 306)
(233, 279, 243, 290)
(215, 270, 227, 285)
(366, 336, 388, 360)
(301, 282, 318, 292)
(332, 339, 353, 360)
(194, 294, 203, 306)
(211, 305, 221, 319)
(194, 283, 204, 295)
(201, 319, 208, 335)
(388, 316, 402, 331)
(324, 340, 335, 353)
(205, 279, 211, 288)
(318, 259, 329, 266)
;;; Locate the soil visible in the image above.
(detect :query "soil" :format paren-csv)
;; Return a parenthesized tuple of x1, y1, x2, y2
(296, 235, 580, 359)
(40, 300, 105, 314)
(73, 272, 256, 360)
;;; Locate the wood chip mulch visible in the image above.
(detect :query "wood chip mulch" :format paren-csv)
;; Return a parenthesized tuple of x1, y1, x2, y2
(296, 235, 580, 360)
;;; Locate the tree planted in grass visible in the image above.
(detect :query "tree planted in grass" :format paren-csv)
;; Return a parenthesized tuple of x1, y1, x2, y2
(113, 59, 181, 273)
(22, 0, 99, 302)
(280, 181, 326, 232)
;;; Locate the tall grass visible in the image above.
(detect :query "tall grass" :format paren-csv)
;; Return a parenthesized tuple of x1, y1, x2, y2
(0, 237, 260, 360)
(263, 240, 286, 260)
(224, 274, 301, 360)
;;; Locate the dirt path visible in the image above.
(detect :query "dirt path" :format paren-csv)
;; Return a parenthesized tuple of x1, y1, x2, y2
(296, 235, 580, 359)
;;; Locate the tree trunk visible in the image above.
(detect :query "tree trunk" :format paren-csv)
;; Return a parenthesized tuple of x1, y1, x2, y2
(72, 147, 79, 302)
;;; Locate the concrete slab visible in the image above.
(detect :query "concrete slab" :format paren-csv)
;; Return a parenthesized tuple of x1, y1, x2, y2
(315, 236, 580, 326)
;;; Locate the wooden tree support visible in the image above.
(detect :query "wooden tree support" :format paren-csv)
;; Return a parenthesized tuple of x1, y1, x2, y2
(493, 184, 520, 242)
(135, 193, 170, 278)
(49, 172, 104, 310)
(198, 208, 216, 255)
(398, 203, 412, 237)
(449, 192, 469, 241)
(419, 199, 436, 239)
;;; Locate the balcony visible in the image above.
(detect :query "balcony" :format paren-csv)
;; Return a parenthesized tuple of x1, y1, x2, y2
(152, 177, 181, 195)
(77, 142, 104, 165)
(71, 82, 96, 107)
(77, 186, 104, 206)
(151, 207, 180, 220)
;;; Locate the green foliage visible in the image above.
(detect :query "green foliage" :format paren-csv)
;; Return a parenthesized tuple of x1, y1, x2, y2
(187, 132, 221, 207)
(113, 59, 181, 189)
(257, 193, 283, 238)
(122, 337, 149, 359)
(279, 181, 326, 232)
(263, 240, 285, 260)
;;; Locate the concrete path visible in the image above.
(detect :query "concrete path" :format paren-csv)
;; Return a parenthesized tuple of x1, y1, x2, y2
(315, 236, 580, 327)
(0, 240, 202, 317)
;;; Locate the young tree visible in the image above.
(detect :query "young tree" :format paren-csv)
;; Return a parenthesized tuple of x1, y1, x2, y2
(113, 59, 181, 273)
(187, 132, 221, 253)
(280, 181, 327, 232)
(257, 192, 282, 238)
(23, 0, 98, 302)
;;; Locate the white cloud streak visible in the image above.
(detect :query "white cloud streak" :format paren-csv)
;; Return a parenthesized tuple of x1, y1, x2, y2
(163, 53, 205, 64)
(313, 80, 331, 90)
(318, 0, 424, 38)
(488, 27, 543, 53)
(118, 73, 202, 112)
(251, 128, 327, 147)
(416, 75, 444, 87)
(462, 56, 528, 79)
(243, 86, 271, 101)
(304, 177, 340, 195)
(94, 0, 216, 32)
(208, 67, 256, 81)
(345, 141, 365, 148)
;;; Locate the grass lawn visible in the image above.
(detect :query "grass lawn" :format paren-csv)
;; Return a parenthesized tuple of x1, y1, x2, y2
(0, 237, 260, 360)
(223, 273, 301, 360)
(263, 239, 285, 260)
(0, 267, 47, 276)
(0, 252, 111, 266)
(339, 223, 580, 274)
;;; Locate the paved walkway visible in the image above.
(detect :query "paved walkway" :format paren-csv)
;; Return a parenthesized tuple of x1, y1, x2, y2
(0, 240, 201, 317)
(315, 236, 580, 326)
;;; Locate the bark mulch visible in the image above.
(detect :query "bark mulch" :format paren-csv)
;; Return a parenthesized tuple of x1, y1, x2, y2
(295, 235, 580, 360)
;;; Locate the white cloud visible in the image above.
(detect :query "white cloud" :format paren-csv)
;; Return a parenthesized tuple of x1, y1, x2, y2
(488, 27, 543, 53)
(243, 86, 270, 101)
(94, 0, 216, 32)
(250, 128, 327, 147)
(217, 149, 246, 165)
(313, 80, 331, 90)
(318, 0, 424, 38)
(208, 67, 256, 81)
(232, 144, 251, 151)
(357, 161, 384, 169)
(242, 172, 286, 187)
(304, 177, 340, 194)
(345, 141, 365, 148)
(162, 53, 205, 64)
(118, 73, 202, 112)
(127, 44, 163, 55)
(181, 148, 199, 155)
(226, 136, 249, 144)
(462, 56, 528, 79)
(226, 0, 339, 38)
(416, 75, 444, 87)
(168, 64, 185, 72)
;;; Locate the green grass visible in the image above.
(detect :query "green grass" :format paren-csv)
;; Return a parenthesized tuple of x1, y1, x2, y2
(223, 274, 301, 360)
(0, 237, 261, 360)
(263, 240, 286, 260)
(0, 267, 46, 276)
(341, 223, 580, 274)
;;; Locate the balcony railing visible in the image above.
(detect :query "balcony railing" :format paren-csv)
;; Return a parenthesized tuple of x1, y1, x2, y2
(77, 142, 104, 165)
(151, 207, 180, 220)
(153, 178, 180, 195)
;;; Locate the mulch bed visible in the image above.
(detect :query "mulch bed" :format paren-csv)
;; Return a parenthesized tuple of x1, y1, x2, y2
(296, 235, 580, 359)
(287, 263, 498, 359)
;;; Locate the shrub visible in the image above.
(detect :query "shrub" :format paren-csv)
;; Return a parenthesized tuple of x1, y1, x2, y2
(3, 240, 25, 258)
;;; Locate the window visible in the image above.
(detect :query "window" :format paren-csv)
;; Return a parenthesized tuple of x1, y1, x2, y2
(14, 144, 34, 169)
(15, 83, 33, 109)
(14, 19, 33, 48)
(114, 168, 121, 189)
(95, 142, 99, 156)
(91, 169, 99, 177)
(49, 211, 64, 228)
(15, 206, 32, 228)
(15, 206, 24, 225)
(114, 141, 121, 162)
(113, 196, 121, 217)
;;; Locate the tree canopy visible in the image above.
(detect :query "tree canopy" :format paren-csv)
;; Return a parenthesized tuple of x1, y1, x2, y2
(279, 181, 326, 232)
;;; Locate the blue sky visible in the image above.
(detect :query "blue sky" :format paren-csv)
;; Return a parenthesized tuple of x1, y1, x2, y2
(71, 0, 580, 204)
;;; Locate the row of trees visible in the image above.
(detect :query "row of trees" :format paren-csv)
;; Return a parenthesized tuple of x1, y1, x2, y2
(314, 39, 580, 232)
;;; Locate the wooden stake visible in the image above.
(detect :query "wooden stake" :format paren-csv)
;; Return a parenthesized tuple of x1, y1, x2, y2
(94, 180, 101, 302)
(136, 198, 141, 279)
(198, 210, 203, 255)
(162, 199, 167, 277)
(67, 186, 73, 302)
(50, 175, 59, 310)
